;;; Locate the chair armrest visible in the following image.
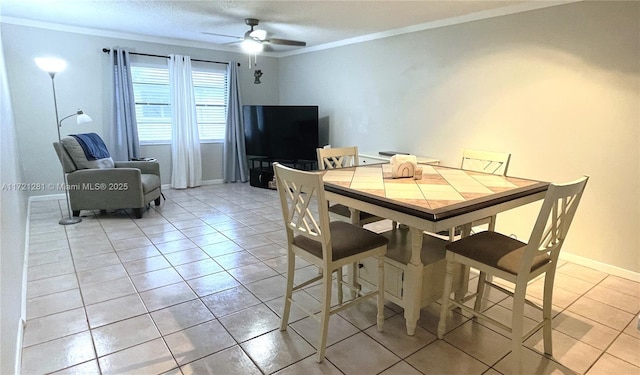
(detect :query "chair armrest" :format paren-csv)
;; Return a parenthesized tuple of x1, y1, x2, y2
(114, 161, 160, 176)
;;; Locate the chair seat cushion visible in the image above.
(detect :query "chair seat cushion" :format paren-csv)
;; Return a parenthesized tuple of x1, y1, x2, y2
(328, 203, 379, 222)
(293, 221, 388, 261)
(445, 231, 550, 275)
(140, 174, 161, 194)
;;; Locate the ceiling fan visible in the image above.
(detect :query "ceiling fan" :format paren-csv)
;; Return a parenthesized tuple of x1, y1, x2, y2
(205, 18, 306, 53)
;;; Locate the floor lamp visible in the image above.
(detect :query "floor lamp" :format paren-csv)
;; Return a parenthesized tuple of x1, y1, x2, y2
(35, 57, 93, 225)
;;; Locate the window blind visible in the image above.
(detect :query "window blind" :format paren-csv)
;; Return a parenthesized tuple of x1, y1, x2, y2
(131, 65, 228, 143)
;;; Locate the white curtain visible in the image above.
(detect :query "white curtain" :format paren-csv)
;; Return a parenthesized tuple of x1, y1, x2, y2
(169, 54, 202, 189)
(223, 61, 249, 182)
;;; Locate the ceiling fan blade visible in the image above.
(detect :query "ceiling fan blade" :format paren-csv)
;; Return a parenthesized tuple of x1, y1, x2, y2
(265, 38, 306, 47)
(202, 31, 242, 40)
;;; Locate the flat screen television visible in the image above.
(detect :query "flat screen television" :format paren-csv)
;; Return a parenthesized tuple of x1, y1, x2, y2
(243, 105, 319, 161)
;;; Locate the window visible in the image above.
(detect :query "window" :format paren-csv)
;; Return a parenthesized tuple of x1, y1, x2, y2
(131, 64, 227, 143)
(131, 67, 171, 143)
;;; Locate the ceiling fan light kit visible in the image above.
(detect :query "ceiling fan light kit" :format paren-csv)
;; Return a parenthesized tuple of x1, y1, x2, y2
(241, 38, 263, 54)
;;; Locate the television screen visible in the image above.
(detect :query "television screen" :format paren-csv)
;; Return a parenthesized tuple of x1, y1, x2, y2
(243, 105, 319, 161)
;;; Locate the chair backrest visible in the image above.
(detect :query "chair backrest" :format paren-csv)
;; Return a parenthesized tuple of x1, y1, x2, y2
(54, 135, 115, 171)
(461, 148, 511, 176)
(521, 176, 589, 275)
(317, 146, 359, 170)
(273, 162, 331, 256)
(53, 142, 78, 173)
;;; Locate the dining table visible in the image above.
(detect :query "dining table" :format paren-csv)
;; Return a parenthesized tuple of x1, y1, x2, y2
(321, 162, 549, 335)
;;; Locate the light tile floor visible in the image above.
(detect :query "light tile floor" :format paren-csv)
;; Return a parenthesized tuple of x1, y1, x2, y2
(22, 183, 640, 374)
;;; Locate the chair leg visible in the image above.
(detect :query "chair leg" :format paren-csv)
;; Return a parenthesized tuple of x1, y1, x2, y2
(487, 215, 497, 232)
(154, 196, 161, 206)
(350, 262, 360, 299)
(438, 258, 456, 339)
(72, 210, 80, 217)
(133, 207, 143, 218)
(377, 254, 385, 331)
(316, 269, 333, 363)
(511, 283, 527, 375)
(542, 272, 555, 356)
(349, 208, 360, 226)
(346, 206, 365, 298)
(280, 252, 296, 331)
(484, 216, 496, 286)
(473, 271, 487, 312)
(337, 266, 344, 304)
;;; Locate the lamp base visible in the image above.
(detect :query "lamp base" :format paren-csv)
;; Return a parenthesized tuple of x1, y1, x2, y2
(59, 216, 82, 225)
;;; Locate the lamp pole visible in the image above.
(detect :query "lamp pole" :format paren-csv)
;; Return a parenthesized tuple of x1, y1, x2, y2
(48, 72, 63, 142)
(46, 72, 82, 225)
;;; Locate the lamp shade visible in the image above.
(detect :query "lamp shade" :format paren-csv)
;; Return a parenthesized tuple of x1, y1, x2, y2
(34, 57, 67, 74)
(76, 111, 92, 124)
(58, 110, 93, 127)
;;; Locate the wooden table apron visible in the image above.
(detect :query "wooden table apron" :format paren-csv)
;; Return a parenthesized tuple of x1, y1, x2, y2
(322, 163, 548, 335)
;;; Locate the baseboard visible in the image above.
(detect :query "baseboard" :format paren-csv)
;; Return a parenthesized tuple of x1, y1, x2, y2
(16, 199, 34, 373)
(28, 193, 64, 202)
(14, 317, 25, 374)
(160, 179, 224, 190)
(560, 251, 640, 282)
(202, 179, 224, 185)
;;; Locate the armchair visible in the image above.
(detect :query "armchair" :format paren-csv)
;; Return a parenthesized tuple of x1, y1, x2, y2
(53, 136, 161, 219)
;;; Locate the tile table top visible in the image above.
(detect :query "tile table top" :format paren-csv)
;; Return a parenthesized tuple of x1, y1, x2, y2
(322, 164, 548, 221)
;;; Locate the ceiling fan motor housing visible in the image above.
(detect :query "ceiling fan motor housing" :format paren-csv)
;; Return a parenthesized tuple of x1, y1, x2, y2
(245, 18, 260, 27)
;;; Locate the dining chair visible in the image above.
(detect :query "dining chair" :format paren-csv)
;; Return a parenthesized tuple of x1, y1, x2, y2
(439, 148, 512, 238)
(437, 176, 589, 374)
(317, 146, 394, 297)
(317, 146, 391, 227)
(463, 148, 511, 231)
(273, 162, 388, 363)
(461, 148, 511, 177)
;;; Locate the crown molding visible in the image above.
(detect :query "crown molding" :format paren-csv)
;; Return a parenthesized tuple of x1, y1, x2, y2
(279, 1, 579, 58)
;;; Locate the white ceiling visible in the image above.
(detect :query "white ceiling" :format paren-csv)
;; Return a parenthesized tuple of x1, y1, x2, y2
(0, 0, 565, 55)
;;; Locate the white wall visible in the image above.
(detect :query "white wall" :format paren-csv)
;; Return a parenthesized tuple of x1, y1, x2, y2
(279, 1, 640, 274)
(1, 23, 279, 187)
(0, 29, 29, 375)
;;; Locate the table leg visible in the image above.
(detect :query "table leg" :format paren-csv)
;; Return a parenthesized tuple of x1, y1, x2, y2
(403, 227, 425, 335)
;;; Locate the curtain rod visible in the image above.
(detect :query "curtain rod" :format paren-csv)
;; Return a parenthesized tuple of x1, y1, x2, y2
(102, 48, 240, 66)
